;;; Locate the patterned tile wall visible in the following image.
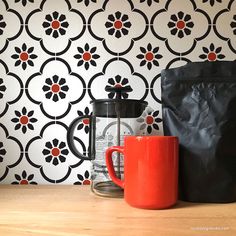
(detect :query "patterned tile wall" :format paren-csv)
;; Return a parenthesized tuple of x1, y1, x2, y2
(0, 0, 236, 185)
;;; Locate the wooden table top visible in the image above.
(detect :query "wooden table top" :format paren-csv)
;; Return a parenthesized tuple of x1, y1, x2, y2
(0, 185, 235, 236)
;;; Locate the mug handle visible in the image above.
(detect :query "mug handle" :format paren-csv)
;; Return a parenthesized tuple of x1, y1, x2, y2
(67, 115, 92, 161)
(106, 146, 125, 188)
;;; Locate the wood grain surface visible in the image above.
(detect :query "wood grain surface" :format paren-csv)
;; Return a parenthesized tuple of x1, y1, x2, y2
(0, 185, 235, 236)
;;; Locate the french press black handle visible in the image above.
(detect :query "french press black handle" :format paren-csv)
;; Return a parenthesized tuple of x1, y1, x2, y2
(67, 115, 92, 161)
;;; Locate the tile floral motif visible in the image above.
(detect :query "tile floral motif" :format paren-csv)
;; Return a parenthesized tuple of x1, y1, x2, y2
(76, 107, 91, 134)
(42, 138, 69, 166)
(88, 58, 148, 101)
(26, 122, 83, 183)
(105, 75, 133, 99)
(105, 11, 132, 39)
(137, 110, 162, 134)
(151, 0, 210, 55)
(11, 107, 38, 134)
(42, 11, 69, 39)
(74, 170, 91, 185)
(42, 75, 69, 102)
(12, 170, 37, 185)
(199, 43, 225, 61)
(88, 0, 148, 55)
(167, 11, 194, 38)
(26, 0, 86, 55)
(26, 59, 86, 119)
(74, 43, 100, 70)
(136, 43, 163, 70)
(11, 43, 38, 70)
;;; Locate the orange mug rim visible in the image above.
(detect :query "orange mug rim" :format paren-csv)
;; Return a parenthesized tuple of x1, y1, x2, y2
(124, 135, 178, 140)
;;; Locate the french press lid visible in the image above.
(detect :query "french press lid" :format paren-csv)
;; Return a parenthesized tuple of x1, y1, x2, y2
(90, 87, 148, 118)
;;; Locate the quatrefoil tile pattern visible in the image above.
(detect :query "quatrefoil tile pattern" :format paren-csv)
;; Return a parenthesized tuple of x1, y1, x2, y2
(0, 0, 236, 184)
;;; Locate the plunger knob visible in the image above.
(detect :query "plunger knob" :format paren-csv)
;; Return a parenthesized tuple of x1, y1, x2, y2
(105, 86, 133, 99)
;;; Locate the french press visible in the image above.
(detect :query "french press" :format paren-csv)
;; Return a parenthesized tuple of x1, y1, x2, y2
(67, 87, 148, 197)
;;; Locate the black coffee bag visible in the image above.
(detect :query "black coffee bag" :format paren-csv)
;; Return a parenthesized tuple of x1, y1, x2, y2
(161, 61, 236, 203)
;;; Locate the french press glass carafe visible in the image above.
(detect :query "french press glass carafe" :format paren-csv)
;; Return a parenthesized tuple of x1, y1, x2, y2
(67, 87, 148, 197)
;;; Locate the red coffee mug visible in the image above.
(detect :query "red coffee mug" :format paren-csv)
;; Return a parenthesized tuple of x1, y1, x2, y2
(106, 136, 179, 209)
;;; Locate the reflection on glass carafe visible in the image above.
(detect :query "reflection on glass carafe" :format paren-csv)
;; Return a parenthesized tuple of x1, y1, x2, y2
(67, 87, 148, 197)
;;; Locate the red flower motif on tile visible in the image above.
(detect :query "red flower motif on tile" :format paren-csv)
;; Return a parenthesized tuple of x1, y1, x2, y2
(26, 122, 84, 183)
(42, 138, 69, 166)
(105, 11, 132, 38)
(74, 43, 100, 70)
(168, 11, 194, 38)
(74, 170, 91, 185)
(77, 107, 91, 134)
(199, 43, 225, 61)
(0, 78, 6, 99)
(0, 142, 7, 163)
(11, 43, 38, 70)
(105, 75, 132, 99)
(42, 11, 69, 39)
(89, 0, 147, 55)
(137, 43, 163, 70)
(26, 0, 85, 55)
(11, 107, 38, 134)
(137, 110, 162, 134)
(12, 170, 37, 185)
(151, 1, 210, 55)
(0, 14, 6, 35)
(42, 75, 69, 102)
